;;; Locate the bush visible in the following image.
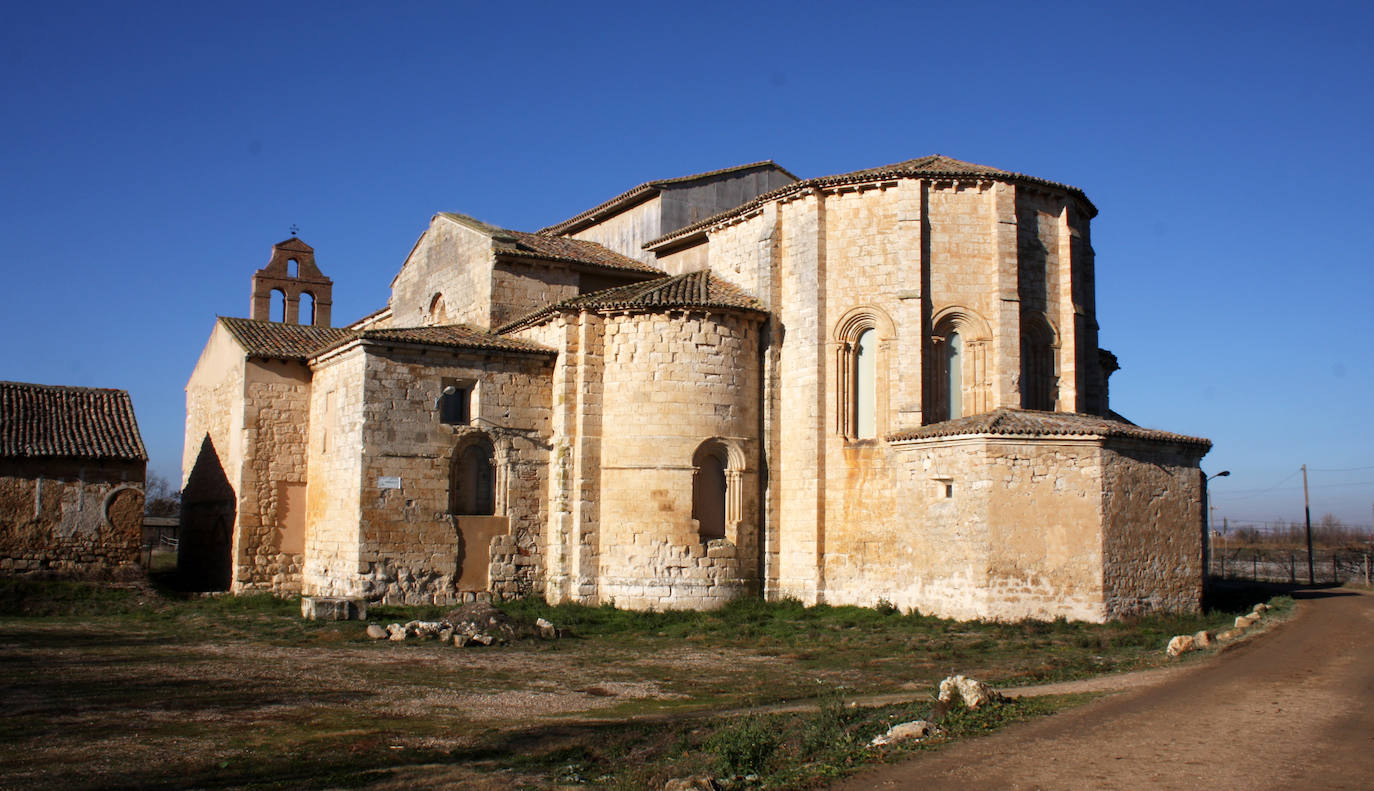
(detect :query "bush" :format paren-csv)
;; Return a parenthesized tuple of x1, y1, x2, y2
(705, 716, 780, 776)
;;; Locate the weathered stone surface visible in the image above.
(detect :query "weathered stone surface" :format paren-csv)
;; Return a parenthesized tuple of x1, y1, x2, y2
(871, 720, 938, 746)
(0, 457, 145, 580)
(1236, 614, 1258, 629)
(185, 157, 1209, 623)
(301, 596, 366, 621)
(1167, 634, 1197, 657)
(1193, 630, 1215, 649)
(365, 623, 387, 640)
(1218, 628, 1244, 641)
(938, 675, 1002, 709)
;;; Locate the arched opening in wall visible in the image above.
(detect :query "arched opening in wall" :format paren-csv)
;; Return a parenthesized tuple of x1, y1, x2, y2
(854, 328, 877, 439)
(1021, 315, 1058, 411)
(428, 293, 448, 325)
(299, 291, 315, 326)
(944, 330, 963, 419)
(450, 437, 495, 516)
(833, 306, 894, 439)
(287, 258, 298, 278)
(692, 441, 728, 541)
(928, 306, 990, 424)
(271, 288, 286, 323)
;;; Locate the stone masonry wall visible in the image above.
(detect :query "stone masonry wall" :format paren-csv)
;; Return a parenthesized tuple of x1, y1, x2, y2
(348, 344, 553, 604)
(182, 323, 247, 590)
(596, 310, 761, 609)
(490, 260, 580, 329)
(0, 459, 144, 577)
(1100, 440, 1205, 617)
(821, 436, 1108, 621)
(981, 439, 1106, 621)
(772, 192, 826, 603)
(513, 315, 603, 605)
(302, 346, 367, 597)
(233, 358, 312, 593)
(389, 215, 494, 328)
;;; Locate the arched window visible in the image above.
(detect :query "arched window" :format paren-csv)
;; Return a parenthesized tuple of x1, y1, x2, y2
(428, 293, 448, 325)
(692, 444, 728, 541)
(299, 291, 315, 326)
(833, 306, 894, 439)
(1021, 315, 1058, 411)
(945, 330, 963, 419)
(450, 439, 495, 516)
(271, 288, 286, 323)
(928, 306, 991, 424)
(854, 328, 877, 439)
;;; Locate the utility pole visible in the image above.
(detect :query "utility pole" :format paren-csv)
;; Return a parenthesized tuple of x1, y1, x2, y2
(1303, 464, 1314, 585)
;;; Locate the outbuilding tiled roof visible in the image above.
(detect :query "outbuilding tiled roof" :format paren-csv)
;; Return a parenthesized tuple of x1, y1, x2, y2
(887, 408, 1210, 448)
(538, 160, 799, 236)
(220, 317, 354, 361)
(498, 270, 765, 332)
(647, 155, 1097, 250)
(327, 324, 556, 356)
(0, 381, 147, 461)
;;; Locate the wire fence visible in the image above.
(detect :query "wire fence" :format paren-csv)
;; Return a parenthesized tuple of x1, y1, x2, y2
(1211, 547, 1373, 586)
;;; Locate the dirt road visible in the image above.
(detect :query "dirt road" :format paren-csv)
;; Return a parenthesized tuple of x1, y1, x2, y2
(831, 589, 1374, 791)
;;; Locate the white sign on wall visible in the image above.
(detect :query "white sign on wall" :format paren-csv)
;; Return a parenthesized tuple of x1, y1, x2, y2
(377, 476, 402, 490)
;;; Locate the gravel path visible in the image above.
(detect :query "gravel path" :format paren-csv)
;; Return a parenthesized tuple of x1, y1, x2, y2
(828, 588, 1374, 790)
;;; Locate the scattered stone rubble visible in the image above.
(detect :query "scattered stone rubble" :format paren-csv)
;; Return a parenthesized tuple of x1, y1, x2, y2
(363, 601, 562, 647)
(1166, 601, 1272, 657)
(869, 674, 1002, 748)
(937, 674, 1003, 709)
(870, 719, 940, 746)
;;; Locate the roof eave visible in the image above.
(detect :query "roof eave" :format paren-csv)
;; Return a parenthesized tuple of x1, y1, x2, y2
(645, 168, 1098, 251)
(494, 249, 663, 277)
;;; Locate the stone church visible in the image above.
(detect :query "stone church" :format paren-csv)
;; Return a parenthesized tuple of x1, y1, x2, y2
(183, 155, 1211, 622)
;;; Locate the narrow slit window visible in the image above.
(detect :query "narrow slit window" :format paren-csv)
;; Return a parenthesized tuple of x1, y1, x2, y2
(854, 328, 876, 439)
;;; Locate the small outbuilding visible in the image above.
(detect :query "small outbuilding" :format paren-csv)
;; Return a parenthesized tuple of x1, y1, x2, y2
(0, 381, 148, 577)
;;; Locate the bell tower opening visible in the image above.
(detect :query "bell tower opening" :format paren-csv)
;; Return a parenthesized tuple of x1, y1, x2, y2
(249, 237, 334, 326)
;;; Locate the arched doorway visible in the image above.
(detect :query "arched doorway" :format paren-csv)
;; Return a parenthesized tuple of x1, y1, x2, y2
(450, 440, 495, 516)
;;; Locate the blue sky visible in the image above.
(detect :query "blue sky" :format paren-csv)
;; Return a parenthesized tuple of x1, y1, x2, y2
(2, 1, 1370, 527)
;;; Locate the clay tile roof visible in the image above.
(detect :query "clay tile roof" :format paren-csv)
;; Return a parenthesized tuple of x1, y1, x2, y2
(434, 213, 661, 275)
(646, 154, 1097, 250)
(338, 324, 556, 356)
(219, 317, 354, 361)
(538, 160, 798, 236)
(0, 381, 147, 461)
(498, 270, 764, 333)
(496, 229, 662, 275)
(887, 407, 1211, 448)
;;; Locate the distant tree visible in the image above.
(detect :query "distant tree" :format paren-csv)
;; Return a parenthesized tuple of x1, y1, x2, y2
(145, 473, 182, 517)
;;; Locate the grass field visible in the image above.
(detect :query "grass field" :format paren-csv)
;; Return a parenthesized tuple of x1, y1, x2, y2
(0, 579, 1283, 790)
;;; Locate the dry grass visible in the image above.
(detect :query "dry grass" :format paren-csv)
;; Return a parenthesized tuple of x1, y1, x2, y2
(0, 579, 1277, 790)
